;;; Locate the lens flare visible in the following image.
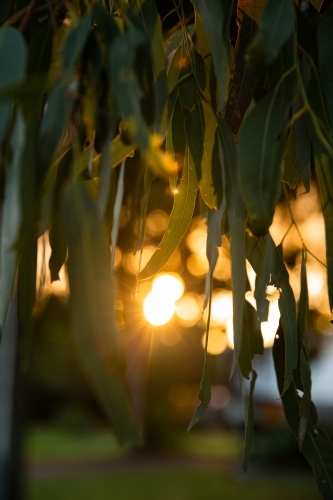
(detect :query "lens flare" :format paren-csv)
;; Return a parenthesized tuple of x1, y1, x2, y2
(152, 273, 184, 301)
(143, 292, 175, 326)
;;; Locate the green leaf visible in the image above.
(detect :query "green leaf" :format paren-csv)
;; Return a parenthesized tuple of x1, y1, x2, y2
(187, 362, 211, 432)
(238, 91, 285, 237)
(190, 0, 229, 112)
(0, 26, 27, 143)
(131, 0, 168, 131)
(282, 127, 300, 190)
(62, 180, 141, 446)
(273, 326, 333, 499)
(246, 234, 298, 393)
(0, 112, 25, 330)
(179, 78, 222, 209)
(292, 98, 311, 191)
(246, 0, 296, 73)
(63, 13, 92, 72)
(218, 119, 247, 377)
(242, 369, 257, 472)
(136, 167, 153, 253)
(92, 2, 119, 45)
(297, 247, 308, 341)
(37, 79, 75, 176)
(138, 148, 198, 280)
(109, 27, 149, 150)
(27, 22, 53, 77)
(318, 4, 333, 127)
(224, 2, 265, 133)
(239, 301, 263, 379)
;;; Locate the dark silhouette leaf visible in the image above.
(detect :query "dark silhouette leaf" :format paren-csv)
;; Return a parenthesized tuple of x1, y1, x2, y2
(63, 13, 92, 72)
(242, 369, 257, 472)
(318, 4, 333, 127)
(187, 362, 211, 432)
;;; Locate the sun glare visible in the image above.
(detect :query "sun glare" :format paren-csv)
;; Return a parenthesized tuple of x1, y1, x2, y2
(143, 273, 184, 326)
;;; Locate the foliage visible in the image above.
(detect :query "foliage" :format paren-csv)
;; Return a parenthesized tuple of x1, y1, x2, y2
(1, 0, 333, 497)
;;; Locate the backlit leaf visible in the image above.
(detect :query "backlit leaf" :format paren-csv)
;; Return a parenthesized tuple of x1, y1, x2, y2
(191, 0, 229, 112)
(292, 98, 311, 191)
(282, 127, 300, 190)
(139, 148, 198, 280)
(238, 91, 285, 237)
(246, 0, 296, 73)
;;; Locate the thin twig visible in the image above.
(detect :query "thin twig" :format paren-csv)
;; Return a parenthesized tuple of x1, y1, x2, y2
(19, 0, 39, 32)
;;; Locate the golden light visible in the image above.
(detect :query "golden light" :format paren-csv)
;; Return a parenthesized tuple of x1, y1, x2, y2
(143, 292, 175, 326)
(113, 246, 122, 270)
(186, 253, 208, 278)
(213, 248, 231, 282)
(260, 297, 280, 347)
(122, 245, 157, 275)
(146, 210, 169, 238)
(307, 265, 326, 310)
(186, 218, 207, 254)
(152, 273, 184, 301)
(159, 329, 181, 346)
(202, 328, 228, 355)
(210, 290, 233, 326)
(162, 248, 182, 272)
(36, 232, 68, 298)
(175, 293, 201, 327)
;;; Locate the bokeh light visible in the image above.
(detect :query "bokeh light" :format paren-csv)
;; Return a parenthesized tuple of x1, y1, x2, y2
(202, 328, 228, 355)
(175, 293, 201, 327)
(209, 385, 230, 409)
(152, 273, 184, 301)
(146, 209, 169, 238)
(122, 245, 157, 275)
(143, 292, 175, 326)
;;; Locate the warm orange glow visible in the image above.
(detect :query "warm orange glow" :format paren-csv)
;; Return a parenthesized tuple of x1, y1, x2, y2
(146, 210, 168, 238)
(202, 328, 228, 355)
(168, 383, 192, 407)
(152, 273, 184, 301)
(36, 232, 68, 298)
(159, 329, 181, 346)
(186, 253, 208, 277)
(143, 292, 175, 326)
(122, 245, 157, 275)
(175, 293, 201, 327)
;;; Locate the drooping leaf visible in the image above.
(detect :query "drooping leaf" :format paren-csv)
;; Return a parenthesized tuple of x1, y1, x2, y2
(92, 2, 119, 45)
(136, 167, 153, 253)
(187, 360, 211, 432)
(0, 112, 25, 330)
(218, 119, 247, 377)
(246, 234, 298, 393)
(190, 0, 229, 112)
(318, 4, 333, 127)
(224, 1, 265, 133)
(62, 180, 141, 445)
(179, 77, 222, 209)
(242, 369, 257, 472)
(111, 160, 125, 270)
(246, 0, 296, 73)
(109, 27, 149, 150)
(130, 0, 168, 132)
(273, 325, 333, 499)
(292, 99, 311, 191)
(238, 91, 285, 237)
(37, 79, 75, 177)
(282, 127, 300, 190)
(139, 148, 198, 280)
(63, 13, 92, 72)
(27, 22, 53, 77)
(239, 301, 263, 379)
(0, 26, 27, 143)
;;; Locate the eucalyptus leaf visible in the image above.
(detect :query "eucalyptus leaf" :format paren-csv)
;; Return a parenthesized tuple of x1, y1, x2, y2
(139, 148, 198, 280)
(242, 370, 257, 472)
(318, 4, 333, 127)
(63, 13, 92, 72)
(187, 362, 211, 432)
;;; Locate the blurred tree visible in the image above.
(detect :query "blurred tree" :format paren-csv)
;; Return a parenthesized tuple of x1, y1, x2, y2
(1, 0, 333, 498)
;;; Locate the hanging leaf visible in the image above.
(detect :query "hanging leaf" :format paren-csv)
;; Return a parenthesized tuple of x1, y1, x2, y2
(92, 2, 119, 46)
(282, 127, 300, 190)
(218, 119, 247, 377)
(318, 4, 333, 127)
(130, 0, 168, 132)
(242, 369, 257, 472)
(190, 0, 229, 112)
(0, 26, 27, 143)
(239, 301, 263, 379)
(179, 76, 222, 209)
(62, 13, 92, 72)
(273, 326, 333, 499)
(246, 0, 296, 73)
(139, 148, 198, 280)
(187, 359, 211, 432)
(62, 180, 141, 446)
(224, 0, 265, 133)
(238, 91, 285, 237)
(0, 112, 25, 331)
(109, 27, 149, 150)
(292, 98, 311, 191)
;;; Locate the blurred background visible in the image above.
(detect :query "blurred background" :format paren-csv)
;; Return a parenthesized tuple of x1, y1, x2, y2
(16, 154, 331, 499)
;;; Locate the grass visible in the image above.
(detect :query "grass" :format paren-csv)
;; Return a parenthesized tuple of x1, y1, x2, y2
(24, 425, 321, 500)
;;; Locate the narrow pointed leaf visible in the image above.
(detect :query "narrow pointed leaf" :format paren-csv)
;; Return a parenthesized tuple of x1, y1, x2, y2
(318, 4, 333, 127)
(63, 13, 92, 72)
(191, 0, 229, 112)
(62, 181, 141, 445)
(139, 149, 198, 280)
(242, 369, 257, 472)
(246, 0, 296, 72)
(187, 362, 211, 432)
(239, 301, 263, 379)
(292, 98, 311, 191)
(282, 127, 301, 190)
(218, 119, 247, 377)
(238, 92, 285, 236)
(0, 112, 25, 329)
